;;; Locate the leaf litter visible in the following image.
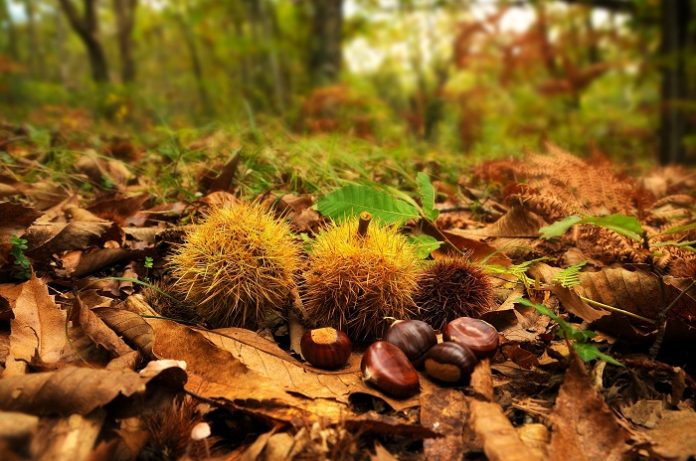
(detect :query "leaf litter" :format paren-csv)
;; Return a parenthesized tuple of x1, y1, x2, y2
(0, 130, 694, 460)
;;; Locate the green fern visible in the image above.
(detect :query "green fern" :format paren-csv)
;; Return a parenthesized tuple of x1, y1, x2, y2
(485, 257, 550, 288)
(552, 261, 587, 288)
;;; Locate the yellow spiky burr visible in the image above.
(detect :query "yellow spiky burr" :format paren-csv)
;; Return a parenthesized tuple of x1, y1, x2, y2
(301, 212, 421, 342)
(169, 202, 302, 329)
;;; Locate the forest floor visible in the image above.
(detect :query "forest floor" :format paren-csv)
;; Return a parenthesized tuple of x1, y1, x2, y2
(0, 118, 695, 460)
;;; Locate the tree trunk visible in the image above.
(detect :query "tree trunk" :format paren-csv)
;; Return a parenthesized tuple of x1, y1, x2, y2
(309, 0, 343, 86)
(23, 0, 45, 78)
(58, 0, 110, 83)
(659, 0, 692, 164)
(113, 0, 137, 83)
(0, 0, 19, 60)
(173, 6, 211, 115)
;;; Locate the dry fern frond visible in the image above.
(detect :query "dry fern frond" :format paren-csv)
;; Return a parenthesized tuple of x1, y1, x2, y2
(169, 202, 302, 329)
(574, 225, 645, 264)
(301, 218, 420, 341)
(413, 257, 494, 330)
(477, 144, 640, 217)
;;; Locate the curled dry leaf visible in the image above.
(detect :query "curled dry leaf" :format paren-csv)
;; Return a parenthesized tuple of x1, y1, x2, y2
(148, 318, 424, 430)
(93, 307, 154, 357)
(467, 360, 541, 461)
(547, 357, 630, 461)
(0, 364, 186, 416)
(58, 247, 139, 278)
(74, 295, 133, 359)
(24, 220, 122, 260)
(0, 276, 66, 376)
(87, 192, 150, 225)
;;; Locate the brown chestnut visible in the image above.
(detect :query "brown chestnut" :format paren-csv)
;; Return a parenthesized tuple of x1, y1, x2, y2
(423, 342, 477, 384)
(383, 320, 437, 366)
(361, 341, 419, 398)
(443, 317, 499, 358)
(301, 327, 351, 369)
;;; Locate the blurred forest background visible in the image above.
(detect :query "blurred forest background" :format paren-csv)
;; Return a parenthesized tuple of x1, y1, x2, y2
(0, 0, 694, 165)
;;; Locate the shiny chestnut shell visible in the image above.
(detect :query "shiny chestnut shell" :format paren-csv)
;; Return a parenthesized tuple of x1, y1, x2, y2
(361, 341, 419, 398)
(423, 342, 477, 383)
(383, 320, 437, 366)
(443, 317, 499, 358)
(301, 327, 351, 369)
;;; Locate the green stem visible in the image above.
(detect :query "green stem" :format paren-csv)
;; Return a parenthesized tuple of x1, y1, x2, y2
(578, 295, 655, 324)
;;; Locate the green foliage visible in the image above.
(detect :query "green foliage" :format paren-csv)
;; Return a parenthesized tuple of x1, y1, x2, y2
(408, 234, 443, 259)
(485, 257, 550, 288)
(539, 216, 583, 240)
(552, 261, 587, 288)
(514, 298, 623, 366)
(10, 235, 31, 281)
(540, 214, 644, 241)
(317, 184, 420, 225)
(416, 172, 439, 221)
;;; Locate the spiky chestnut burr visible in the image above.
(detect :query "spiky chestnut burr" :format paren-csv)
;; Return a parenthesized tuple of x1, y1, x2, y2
(169, 202, 301, 329)
(301, 215, 421, 342)
(413, 257, 493, 330)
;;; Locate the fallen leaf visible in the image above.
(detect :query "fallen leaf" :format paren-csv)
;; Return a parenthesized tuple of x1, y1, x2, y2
(547, 357, 630, 461)
(203, 326, 420, 411)
(73, 295, 133, 359)
(420, 383, 473, 460)
(639, 406, 696, 460)
(467, 359, 541, 461)
(0, 276, 66, 376)
(87, 193, 150, 225)
(29, 411, 105, 461)
(58, 247, 140, 278)
(0, 363, 186, 416)
(94, 307, 154, 357)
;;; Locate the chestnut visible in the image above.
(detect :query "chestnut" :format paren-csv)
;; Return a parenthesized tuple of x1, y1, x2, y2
(301, 327, 351, 369)
(361, 341, 419, 398)
(383, 320, 437, 366)
(443, 317, 499, 358)
(423, 342, 477, 384)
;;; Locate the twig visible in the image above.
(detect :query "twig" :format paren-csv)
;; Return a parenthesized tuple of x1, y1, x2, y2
(649, 279, 696, 358)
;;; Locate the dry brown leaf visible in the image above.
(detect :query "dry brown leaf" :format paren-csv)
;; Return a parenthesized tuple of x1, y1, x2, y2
(547, 357, 629, 461)
(74, 296, 133, 358)
(0, 203, 39, 267)
(0, 411, 39, 440)
(24, 220, 120, 260)
(75, 154, 133, 190)
(94, 307, 154, 357)
(148, 318, 349, 424)
(203, 327, 420, 411)
(149, 319, 425, 431)
(371, 441, 400, 461)
(420, 383, 473, 460)
(446, 205, 545, 259)
(59, 248, 138, 278)
(0, 276, 66, 376)
(468, 399, 541, 461)
(640, 407, 696, 460)
(87, 193, 150, 225)
(30, 411, 105, 461)
(0, 363, 186, 416)
(467, 359, 541, 461)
